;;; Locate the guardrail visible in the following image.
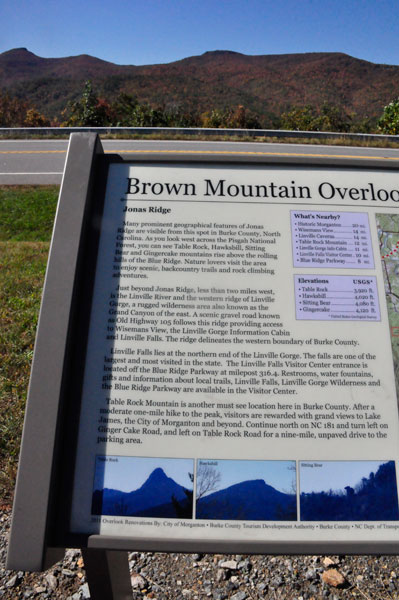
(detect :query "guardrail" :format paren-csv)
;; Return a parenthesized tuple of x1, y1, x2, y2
(0, 126, 399, 143)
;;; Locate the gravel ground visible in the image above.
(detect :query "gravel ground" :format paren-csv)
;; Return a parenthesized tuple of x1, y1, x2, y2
(2, 509, 399, 599)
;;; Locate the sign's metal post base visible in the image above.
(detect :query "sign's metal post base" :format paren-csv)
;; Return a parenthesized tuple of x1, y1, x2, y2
(82, 549, 132, 600)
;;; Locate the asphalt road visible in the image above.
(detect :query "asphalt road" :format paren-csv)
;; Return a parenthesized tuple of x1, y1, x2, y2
(2, 138, 399, 185)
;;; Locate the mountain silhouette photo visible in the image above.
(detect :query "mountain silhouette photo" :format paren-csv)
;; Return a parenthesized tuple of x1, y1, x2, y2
(300, 461, 399, 521)
(196, 478, 297, 521)
(92, 465, 193, 518)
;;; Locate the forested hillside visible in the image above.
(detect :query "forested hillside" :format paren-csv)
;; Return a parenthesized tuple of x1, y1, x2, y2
(1, 48, 399, 129)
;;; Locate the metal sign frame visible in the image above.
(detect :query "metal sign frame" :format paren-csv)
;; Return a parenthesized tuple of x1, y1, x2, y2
(7, 135, 399, 588)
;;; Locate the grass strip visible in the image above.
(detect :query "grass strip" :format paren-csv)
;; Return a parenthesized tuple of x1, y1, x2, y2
(0, 186, 58, 242)
(0, 242, 49, 503)
(1, 131, 399, 149)
(0, 186, 57, 501)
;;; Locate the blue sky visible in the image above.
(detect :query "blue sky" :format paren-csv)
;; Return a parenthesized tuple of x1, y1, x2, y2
(299, 461, 391, 494)
(198, 459, 296, 495)
(93, 456, 194, 492)
(1, 0, 399, 66)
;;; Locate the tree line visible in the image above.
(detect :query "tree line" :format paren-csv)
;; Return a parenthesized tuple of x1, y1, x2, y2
(1, 80, 399, 134)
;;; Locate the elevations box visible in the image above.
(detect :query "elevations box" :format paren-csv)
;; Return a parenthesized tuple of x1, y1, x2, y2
(7, 133, 399, 572)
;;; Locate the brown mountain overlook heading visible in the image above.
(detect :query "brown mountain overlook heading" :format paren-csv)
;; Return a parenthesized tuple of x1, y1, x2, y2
(1, 47, 398, 125)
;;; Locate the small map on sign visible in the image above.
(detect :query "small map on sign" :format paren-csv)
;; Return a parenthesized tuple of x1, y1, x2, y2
(377, 214, 399, 396)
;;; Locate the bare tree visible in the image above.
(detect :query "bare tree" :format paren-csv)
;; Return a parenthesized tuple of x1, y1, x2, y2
(282, 464, 297, 495)
(196, 463, 221, 500)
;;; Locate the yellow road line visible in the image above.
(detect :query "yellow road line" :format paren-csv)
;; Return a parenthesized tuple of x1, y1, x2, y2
(0, 150, 65, 154)
(110, 149, 399, 160)
(0, 148, 399, 161)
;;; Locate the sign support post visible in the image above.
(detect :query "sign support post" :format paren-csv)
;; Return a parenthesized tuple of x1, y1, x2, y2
(81, 549, 132, 600)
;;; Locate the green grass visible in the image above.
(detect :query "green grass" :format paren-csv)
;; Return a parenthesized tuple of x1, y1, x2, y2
(0, 186, 57, 503)
(0, 186, 59, 241)
(0, 242, 49, 502)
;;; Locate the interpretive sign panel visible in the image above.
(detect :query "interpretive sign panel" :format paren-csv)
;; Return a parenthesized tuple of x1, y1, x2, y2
(69, 160, 399, 548)
(8, 136, 399, 574)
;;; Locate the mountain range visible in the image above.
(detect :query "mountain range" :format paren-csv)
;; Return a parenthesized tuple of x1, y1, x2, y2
(91, 467, 193, 518)
(1, 48, 399, 124)
(197, 479, 297, 521)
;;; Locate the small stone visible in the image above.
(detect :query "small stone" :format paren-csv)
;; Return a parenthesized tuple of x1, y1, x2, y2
(238, 559, 251, 571)
(226, 580, 238, 591)
(33, 586, 46, 593)
(192, 554, 201, 561)
(321, 568, 346, 588)
(220, 560, 238, 570)
(81, 583, 91, 599)
(230, 591, 247, 600)
(271, 576, 283, 587)
(305, 569, 316, 580)
(257, 582, 267, 591)
(62, 568, 75, 577)
(323, 557, 336, 568)
(230, 576, 239, 583)
(129, 552, 140, 561)
(216, 568, 226, 582)
(65, 549, 80, 561)
(213, 591, 227, 600)
(45, 573, 57, 589)
(77, 557, 84, 568)
(131, 573, 147, 589)
(6, 574, 18, 588)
